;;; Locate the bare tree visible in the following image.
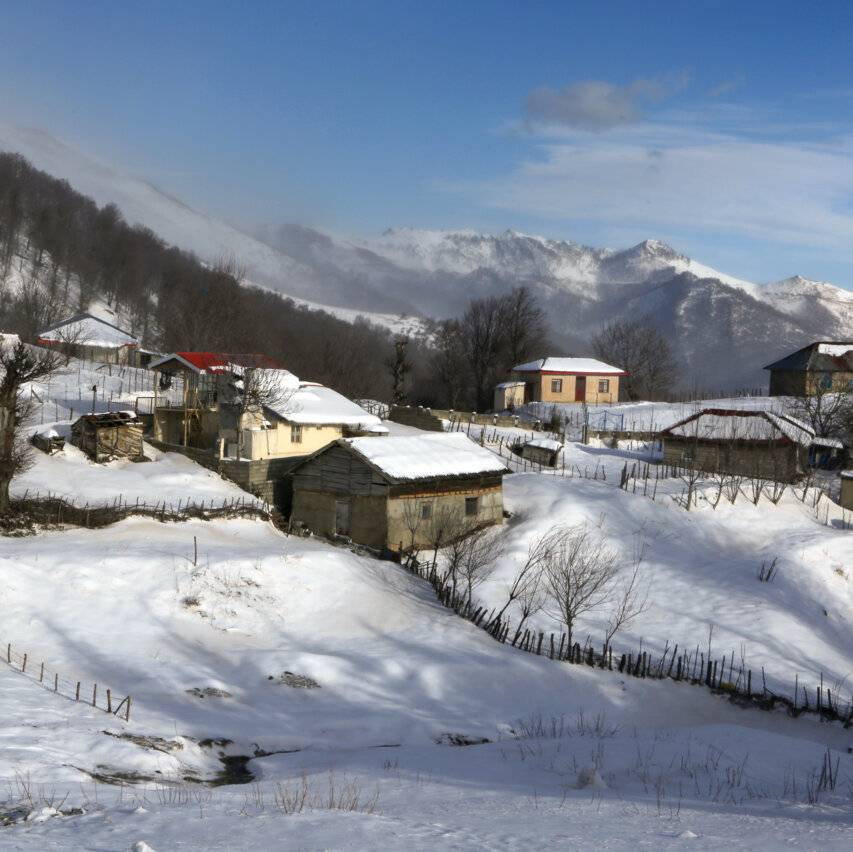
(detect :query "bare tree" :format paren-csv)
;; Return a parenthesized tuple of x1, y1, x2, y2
(426, 504, 466, 571)
(542, 524, 619, 649)
(491, 530, 552, 629)
(602, 544, 649, 653)
(430, 320, 467, 409)
(592, 317, 678, 401)
(232, 367, 297, 459)
(400, 498, 427, 553)
(457, 526, 505, 608)
(789, 380, 852, 440)
(499, 286, 548, 372)
(461, 295, 505, 412)
(0, 337, 63, 512)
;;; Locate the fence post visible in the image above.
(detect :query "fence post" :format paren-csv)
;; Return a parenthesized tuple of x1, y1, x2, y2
(75, 681, 80, 701)
(92, 683, 97, 708)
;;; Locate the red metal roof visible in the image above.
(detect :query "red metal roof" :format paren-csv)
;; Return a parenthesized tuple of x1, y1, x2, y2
(172, 352, 282, 372)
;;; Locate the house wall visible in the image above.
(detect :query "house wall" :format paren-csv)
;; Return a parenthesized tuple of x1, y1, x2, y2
(241, 419, 342, 460)
(290, 490, 389, 549)
(510, 372, 621, 404)
(661, 437, 800, 482)
(386, 480, 504, 552)
(769, 369, 853, 396)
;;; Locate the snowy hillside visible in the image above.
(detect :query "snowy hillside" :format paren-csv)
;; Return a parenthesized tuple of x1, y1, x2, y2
(2, 125, 853, 386)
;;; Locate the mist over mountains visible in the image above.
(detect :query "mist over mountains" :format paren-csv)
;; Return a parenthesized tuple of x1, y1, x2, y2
(2, 125, 851, 389)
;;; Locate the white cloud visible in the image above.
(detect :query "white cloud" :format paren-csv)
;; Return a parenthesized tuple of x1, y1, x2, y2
(452, 123, 853, 251)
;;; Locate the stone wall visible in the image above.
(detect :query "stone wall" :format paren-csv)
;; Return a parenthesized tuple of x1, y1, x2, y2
(147, 439, 302, 510)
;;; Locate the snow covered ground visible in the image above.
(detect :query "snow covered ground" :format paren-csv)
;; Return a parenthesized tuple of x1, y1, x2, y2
(0, 515, 851, 849)
(0, 367, 851, 848)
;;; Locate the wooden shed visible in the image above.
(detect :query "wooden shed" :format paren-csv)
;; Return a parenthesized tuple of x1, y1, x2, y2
(659, 408, 842, 482)
(290, 432, 510, 552)
(71, 412, 145, 463)
(520, 437, 563, 467)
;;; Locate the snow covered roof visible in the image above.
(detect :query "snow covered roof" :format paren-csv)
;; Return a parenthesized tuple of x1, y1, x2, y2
(764, 341, 853, 373)
(342, 433, 509, 482)
(513, 357, 627, 375)
(496, 381, 526, 388)
(660, 408, 843, 448)
(256, 369, 382, 427)
(525, 438, 563, 451)
(38, 313, 138, 349)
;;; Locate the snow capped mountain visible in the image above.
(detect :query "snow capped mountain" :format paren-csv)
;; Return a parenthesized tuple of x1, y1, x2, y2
(2, 125, 852, 387)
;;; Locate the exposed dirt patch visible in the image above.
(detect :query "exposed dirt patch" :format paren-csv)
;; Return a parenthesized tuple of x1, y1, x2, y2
(434, 733, 492, 747)
(102, 731, 184, 754)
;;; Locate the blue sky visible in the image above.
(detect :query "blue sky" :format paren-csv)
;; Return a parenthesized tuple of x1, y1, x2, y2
(2, 1, 853, 286)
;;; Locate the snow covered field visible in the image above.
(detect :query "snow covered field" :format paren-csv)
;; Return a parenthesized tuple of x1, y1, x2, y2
(0, 369, 851, 848)
(1, 515, 851, 849)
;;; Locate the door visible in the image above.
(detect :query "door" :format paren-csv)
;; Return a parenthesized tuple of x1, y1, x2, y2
(574, 376, 586, 402)
(335, 500, 351, 535)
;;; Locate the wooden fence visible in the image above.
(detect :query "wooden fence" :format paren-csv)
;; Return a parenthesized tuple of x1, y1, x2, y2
(2, 639, 132, 721)
(10, 491, 270, 529)
(402, 552, 853, 728)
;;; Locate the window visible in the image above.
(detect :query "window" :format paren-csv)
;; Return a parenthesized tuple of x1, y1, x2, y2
(820, 373, 832, 390)
(291, 424, 303, 443)
(550, 378, 563, 394)
(420, 502, 432, 520)
(465, 496, 479, 517)
(598, 379, 610, 393)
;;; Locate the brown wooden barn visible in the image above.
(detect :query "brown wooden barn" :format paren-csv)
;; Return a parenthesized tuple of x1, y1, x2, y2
(290, 432, 509, 552)
(764, 341, 853, 396)
(659, 408, 843, 482)
(71, 412, 145, 463)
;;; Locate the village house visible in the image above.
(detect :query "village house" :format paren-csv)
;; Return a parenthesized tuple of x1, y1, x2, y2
(71, 411, 145, 463)
(495, 357, 627, 409)
(289, 432, 509, 552)
(659, 408, 844, 482)
(37, 312, 142, 366)
(764, 341, 853, 396)
(148, 352, 383, 508)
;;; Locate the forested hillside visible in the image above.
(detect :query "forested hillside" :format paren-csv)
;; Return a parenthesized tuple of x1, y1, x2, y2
(0, 153, 398, 400)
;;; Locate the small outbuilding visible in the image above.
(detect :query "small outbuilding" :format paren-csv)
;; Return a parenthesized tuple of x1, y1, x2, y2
(659, 408, 843, 482)
(71, 411, 145, 463)
(37, 313, 140, 365)
(494, 381, 526, 412)
(519, 437, 563, 467)
(290, 432, 509, 552)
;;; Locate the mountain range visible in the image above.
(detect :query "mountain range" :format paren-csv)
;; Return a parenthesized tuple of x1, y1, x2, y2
(2, 124, 851, 389)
